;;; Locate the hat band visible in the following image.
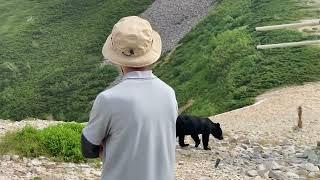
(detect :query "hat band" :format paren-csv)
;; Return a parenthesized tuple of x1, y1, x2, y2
(111, 37, 153, 57)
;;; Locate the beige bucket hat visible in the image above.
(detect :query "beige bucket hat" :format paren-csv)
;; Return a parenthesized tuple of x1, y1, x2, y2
(102, 16, 162, 67)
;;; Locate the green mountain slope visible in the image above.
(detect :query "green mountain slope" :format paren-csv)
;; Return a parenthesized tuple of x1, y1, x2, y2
(0, 0, 152, 121)
(155, 0, 320, 116)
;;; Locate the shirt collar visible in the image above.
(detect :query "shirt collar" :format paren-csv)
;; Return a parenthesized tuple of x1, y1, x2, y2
(122, 70, 156, 80)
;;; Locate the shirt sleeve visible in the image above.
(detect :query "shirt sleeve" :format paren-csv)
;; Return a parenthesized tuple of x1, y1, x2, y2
(172, 89, 179, 120)
(82, 93, 111, 145)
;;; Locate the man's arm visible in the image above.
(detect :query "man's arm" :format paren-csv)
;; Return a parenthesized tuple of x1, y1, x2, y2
(81, 134, 100, 158)
(81, 93, 111, 158)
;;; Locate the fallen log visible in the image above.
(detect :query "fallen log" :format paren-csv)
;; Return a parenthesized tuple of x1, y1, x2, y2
(257, 40, 320, 49)
(256, 19, 320, 31)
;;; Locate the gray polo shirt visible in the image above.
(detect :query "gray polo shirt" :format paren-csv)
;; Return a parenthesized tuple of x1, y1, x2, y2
(82, 70, 178, 180)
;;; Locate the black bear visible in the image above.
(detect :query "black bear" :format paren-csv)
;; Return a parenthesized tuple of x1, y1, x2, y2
(176, 115, 223, 150)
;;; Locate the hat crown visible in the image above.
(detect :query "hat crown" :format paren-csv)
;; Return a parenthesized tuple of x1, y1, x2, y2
(111, 16, 153, 57)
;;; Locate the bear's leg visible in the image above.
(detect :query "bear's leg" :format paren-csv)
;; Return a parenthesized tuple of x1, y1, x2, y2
(202, 134, 211, 150)
(191, 134, 201, 148)
(178, 135, 189, 147)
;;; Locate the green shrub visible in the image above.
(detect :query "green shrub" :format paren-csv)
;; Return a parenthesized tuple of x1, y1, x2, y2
(155, 0, 320, 116)
(40, 123, 84, 162)
(0, 123, 85, 162)
(0, 125, 47, 157)
(0, 0, 152, 121)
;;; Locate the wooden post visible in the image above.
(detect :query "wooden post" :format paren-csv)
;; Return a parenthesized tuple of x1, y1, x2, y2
(257, 40, 320, 49)
(297, 106, 302, 129)
(178, 99, 194, 115)
(215, 158, 221, 168)
(256, 19, 320, 31)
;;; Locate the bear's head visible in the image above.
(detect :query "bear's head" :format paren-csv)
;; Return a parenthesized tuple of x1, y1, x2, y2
(210, 122, 223, 140)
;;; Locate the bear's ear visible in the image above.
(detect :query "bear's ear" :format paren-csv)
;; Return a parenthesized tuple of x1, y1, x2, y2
(217, 123, 220, 127)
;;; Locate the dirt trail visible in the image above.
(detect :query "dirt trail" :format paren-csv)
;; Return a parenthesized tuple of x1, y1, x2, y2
(210, 82, 320, 145)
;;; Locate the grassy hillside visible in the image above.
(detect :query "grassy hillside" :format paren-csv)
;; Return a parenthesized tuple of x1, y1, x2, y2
(155, 0, 320, 116)
(0, 0, 152, 121)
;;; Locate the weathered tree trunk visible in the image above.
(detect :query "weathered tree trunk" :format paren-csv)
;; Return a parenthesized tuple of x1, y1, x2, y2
(257, 40, 320, 49)
(255, 19, 320, 31)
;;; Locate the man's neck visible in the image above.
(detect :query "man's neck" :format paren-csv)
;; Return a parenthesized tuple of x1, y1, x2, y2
(122, 66, 149, 75)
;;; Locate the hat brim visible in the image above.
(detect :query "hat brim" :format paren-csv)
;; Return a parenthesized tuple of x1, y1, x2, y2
(102, 31, 162, 68)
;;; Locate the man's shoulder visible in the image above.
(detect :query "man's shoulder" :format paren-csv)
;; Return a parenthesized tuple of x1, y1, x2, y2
(97, 82, 128, 102)
(98, 88, 117, 100)
(155, 77, 175, 94)
(98, 76, 175, 99)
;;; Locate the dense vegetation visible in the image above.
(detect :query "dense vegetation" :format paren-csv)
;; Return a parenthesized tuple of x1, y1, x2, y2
(0, 123, 86, 162)
(1, 0, 319, 121)
(155, 0, 320, 116)
(0, 0, 152, 121)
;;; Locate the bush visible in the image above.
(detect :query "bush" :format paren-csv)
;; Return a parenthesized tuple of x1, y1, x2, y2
(0, 125, 47, 157)
(0, 123, 86, 162)
(0, 0, 152, 121)
(40, 123, 84, 162)
(155, 0, 320, 117)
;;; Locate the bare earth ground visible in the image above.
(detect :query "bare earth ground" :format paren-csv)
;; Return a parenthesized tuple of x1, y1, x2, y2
(1, 82, 320, 179)
(176, 82, 320, 180)
(210, 82, 320, 146)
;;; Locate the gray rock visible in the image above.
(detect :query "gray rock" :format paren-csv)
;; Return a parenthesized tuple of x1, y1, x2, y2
(261, 152, 271, 159)
(65, 163, 76, 168)
(265, 161, 282, 170)
(38, 156, 47, 160)
(0, 162, 8, 166)
(44, 162, 56, 169)
(32, 167, 46, 174)
(229, 138, 237, 144)
(83, 168, 92, 176)
(306, 151, 319, 164)
(251, 153, 262, 160)
(246, 170, 258, 177)
(257, 164, 266, 171)
(268, 170, 285, 180)
(303, 163, 319, 172)
(253, 146, 265, 153)
(26, 162, 33, 167)
(22, 157, 28, 164)
(31, 159, 42, 166)
(91, 170, 101, 176)
(290, 159, 304, 164)
(258, 170, 269, 178)
(241, 144, 248, 150)
(241, 139, 251, 145)
(283, 146, 295, 156)
(11, 155, 19, 161)
(297, 169, 309, 176)
(285, 172, 299, 179)
(43, 174, 63, 179)
(308, 172, 316, 178)
(221, 142, 229, 147)
(240, 154, 251, 160)
(79, 164, 90, 168)
(2, 155, 11, 161)
(296, 152, 308, 158)
(199, 176, 211, 180)
(280, 139, 290, 146)
(254, 176, 265, 180)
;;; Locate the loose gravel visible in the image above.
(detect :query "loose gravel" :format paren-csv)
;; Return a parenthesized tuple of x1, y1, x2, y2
(140, 0, 215, 52)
